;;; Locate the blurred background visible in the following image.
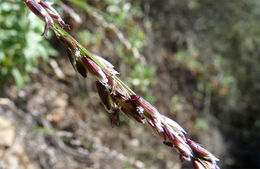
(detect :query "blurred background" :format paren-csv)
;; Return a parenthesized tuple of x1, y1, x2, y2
(0, 0, 259, 168)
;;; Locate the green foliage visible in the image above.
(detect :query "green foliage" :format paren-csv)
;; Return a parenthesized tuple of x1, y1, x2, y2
(194, 118, 208, 131)
(163, 0, 259, 110)
(186, 0, 260, 111)
(174, 49, 234, 97)
(0, 0, 56, 88)
(78, 29, 105, 46)
(126, 63, 156, 93)
(104, 0, 144, 25)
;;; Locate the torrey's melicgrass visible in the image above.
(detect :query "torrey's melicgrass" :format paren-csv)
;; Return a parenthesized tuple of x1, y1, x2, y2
(21, 0, 220, 168)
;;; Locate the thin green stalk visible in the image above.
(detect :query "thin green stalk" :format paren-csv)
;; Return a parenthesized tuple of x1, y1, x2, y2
(114, 75, 135, 95)
(51, 25, 104, 69)
(52, 24, 135, 95)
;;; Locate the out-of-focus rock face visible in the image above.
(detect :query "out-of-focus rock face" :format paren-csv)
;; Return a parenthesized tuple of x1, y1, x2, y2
(0, 117, 15, 154)
(0, 116, 35, 169)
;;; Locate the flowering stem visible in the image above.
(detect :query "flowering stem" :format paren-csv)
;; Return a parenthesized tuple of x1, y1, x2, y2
(21, 1, 220, 168)
(52, 24, 135, 95)
(51, 25, 104, 69)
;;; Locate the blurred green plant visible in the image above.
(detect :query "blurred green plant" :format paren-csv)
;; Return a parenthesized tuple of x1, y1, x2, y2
(0, 0, 56, 88)
(174, 49, 234, 98)
(104, 0, 154, 95)
(126, 63, 156, 94)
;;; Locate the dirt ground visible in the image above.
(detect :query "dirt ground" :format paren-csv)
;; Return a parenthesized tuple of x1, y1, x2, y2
(0, 56, 199, 169)
(0, 50, 227, 169)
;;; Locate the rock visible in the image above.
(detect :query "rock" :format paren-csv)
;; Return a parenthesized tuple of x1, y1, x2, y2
(0, 116, 35, 169)
(0, 116, 15, 157)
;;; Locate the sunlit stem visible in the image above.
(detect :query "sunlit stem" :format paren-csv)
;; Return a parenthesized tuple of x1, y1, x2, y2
(51, 24, 135, 95)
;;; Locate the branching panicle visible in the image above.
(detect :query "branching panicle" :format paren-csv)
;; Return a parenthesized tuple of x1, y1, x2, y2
(22, 1, 220, 168)
(23, 0, 70, 37)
